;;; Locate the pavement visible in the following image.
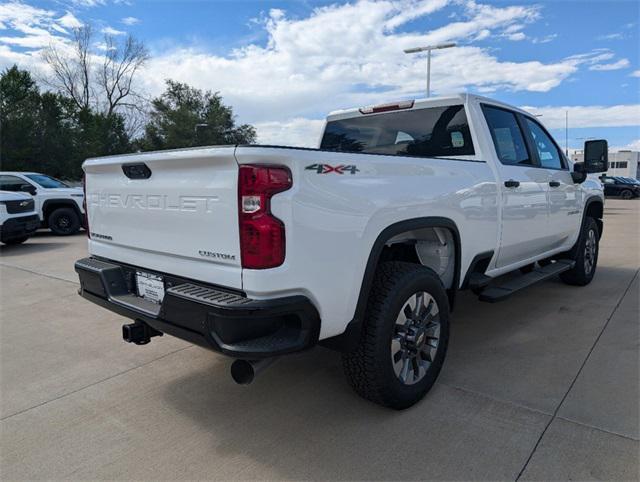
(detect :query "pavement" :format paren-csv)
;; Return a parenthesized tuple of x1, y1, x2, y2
(1, 199, 638, 481)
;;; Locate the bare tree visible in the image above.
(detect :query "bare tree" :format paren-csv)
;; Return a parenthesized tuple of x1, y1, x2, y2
(42, 26, 149, 118)
(99, 34, 149, 116)
(42, 26, 93, 111)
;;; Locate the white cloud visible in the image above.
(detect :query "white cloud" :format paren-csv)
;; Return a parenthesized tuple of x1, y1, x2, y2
(57, 12, 82, 29)
(101, 26, 126, 36)
(121, 16, 140, 26)
(630, 70, 640, 78)
(139, 0, 584, 125)
(507, 32, 526, 41)
(611, 139, 640, 151)
(503, 24, 524, 34)
(597, 33, 623, 40)
(501, 22, 527, 40)
(521, 104, 640, 129)
(69, 0, 106, 7)
(255, 118, 326, 147)
(589, 58, 630, 71)
(0, 2, 71, 52)
(532, 34, 557, 44)
(474, 29, 490, 40)
(1, 0, 635, 147)
(0, 2, 55, 32)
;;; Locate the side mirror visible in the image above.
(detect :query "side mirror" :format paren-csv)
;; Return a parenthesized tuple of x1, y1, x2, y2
(583, 139, 608, 173)
(20, 184, 37, 196)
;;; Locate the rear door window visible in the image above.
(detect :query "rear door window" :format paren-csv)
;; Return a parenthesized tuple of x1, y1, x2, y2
(320, 105, 475, 157)
(481, 105, 532, 166)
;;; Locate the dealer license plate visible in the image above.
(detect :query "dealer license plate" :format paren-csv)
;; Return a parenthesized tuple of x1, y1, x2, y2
(136, 271, 165, 304)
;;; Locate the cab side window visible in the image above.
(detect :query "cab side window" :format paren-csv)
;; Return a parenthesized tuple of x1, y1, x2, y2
(482, 105, 532, 166)
(523, 118, 565, 170)
(0, 175, 32, 192)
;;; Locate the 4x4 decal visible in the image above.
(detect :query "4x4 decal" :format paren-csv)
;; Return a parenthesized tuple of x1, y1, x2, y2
(305, 164, 359, 175)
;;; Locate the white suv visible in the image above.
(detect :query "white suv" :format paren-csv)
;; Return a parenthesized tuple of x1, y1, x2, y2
(0, 172, 85, 235)
(0, 191, 39, 245)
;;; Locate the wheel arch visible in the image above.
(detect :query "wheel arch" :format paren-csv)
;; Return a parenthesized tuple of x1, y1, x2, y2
(42, 199, 82, 225)
(584, 196, 604, 240)
(321, 216, 461, 352)
(560, 196, 604, 262)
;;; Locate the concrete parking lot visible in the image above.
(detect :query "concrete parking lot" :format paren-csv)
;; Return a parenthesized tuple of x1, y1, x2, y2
(1, 199, 638, 480)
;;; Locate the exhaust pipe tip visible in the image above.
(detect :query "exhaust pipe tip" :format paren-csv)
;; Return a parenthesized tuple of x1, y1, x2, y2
(231, 359, 255, 385)
(230, 357, 278, 385)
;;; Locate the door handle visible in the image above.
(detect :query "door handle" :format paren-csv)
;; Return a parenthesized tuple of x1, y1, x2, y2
(549, 181, 561, 187)
(504, 180, 520, 188)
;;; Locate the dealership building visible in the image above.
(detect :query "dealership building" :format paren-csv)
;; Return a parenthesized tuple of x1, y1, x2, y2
(570, 149, 639, 180)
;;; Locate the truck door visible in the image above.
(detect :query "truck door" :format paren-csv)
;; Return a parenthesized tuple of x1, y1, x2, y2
(481, 105, 551, 269)
(520, 116, 582, 251)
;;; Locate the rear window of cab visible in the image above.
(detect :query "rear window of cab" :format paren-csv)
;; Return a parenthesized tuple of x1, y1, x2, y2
(320, 105, 475, 158)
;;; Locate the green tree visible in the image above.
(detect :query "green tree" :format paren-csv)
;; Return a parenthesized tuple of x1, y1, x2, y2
(139, 80, 256, 151)
(1, 66, 42, 169)
(0, 65, 131, 179)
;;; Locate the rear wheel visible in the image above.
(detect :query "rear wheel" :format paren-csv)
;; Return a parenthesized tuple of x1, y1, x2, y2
(560, 217, 599, 286)
(48, 208, 80, 236)
(342, 262, 450, 409)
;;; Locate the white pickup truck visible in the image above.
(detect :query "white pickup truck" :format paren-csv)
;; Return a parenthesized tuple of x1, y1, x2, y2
(0, 172, 85, 235)
(0, 191, 39, 244)
(76, 94, 608, 409)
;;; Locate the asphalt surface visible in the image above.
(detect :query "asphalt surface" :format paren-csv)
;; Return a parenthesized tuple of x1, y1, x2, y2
(1, 199, 638, 480)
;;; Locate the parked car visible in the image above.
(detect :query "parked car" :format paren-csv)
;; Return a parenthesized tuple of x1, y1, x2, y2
(0, 191, 40, 245)
(75, 94, 608, 409)
(600, 176, 640, 199)
(0, 172, 85, 235)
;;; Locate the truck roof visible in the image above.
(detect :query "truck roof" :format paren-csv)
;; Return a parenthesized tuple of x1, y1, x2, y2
(326, 93, 532, 121)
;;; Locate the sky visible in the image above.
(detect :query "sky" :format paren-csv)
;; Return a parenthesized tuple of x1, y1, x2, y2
(1, 0, 639, 150)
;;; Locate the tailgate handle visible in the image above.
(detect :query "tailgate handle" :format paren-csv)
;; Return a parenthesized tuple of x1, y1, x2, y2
(122, 163, 152, 180)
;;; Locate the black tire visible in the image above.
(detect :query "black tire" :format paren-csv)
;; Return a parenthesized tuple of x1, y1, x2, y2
(620, 190, 633, 200)
(560, 217, 599, 286)
(2, 236, 28, 245)
(342, 262, 450, 410)
(48, 208, 80, 235)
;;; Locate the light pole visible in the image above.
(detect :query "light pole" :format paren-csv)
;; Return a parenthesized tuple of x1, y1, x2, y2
(404, 43, 456, 98)
(565, 110, 569, 156)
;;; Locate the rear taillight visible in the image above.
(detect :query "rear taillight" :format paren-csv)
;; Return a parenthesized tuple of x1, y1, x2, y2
(238, 165, 292, 269)
(83, 172, 90, 238)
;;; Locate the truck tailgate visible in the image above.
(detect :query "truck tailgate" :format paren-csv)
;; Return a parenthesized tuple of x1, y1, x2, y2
(83, 147, 242, 289)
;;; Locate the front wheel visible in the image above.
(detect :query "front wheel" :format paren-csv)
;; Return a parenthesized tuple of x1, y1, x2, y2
(620, 190, 633, 200)
(48, 208, 80, 236)
(560, 217, 599, 286)
(342, 262, 450, 410)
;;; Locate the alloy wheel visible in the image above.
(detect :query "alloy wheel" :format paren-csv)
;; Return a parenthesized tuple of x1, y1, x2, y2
(391, 291, 441, 385)
(584, 228, 597, 275)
